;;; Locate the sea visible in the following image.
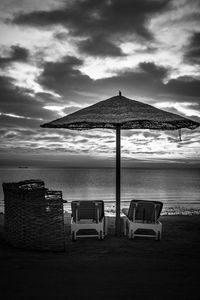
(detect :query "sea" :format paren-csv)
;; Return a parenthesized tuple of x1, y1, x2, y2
(0, 167, 200, 216)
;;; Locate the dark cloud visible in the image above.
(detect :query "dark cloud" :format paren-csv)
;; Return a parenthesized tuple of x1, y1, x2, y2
(165, 76, 200, 98)
(139, 62, 168, 79)
(78, 35, 125, 57)
(96, 68, 200, 103)
(94, 66, 167, 98)
(55, 29, 125, 57)
(37, 56, 200, 108)
(0, 75, 59, 123)
(184, 32, 200, 65)
(38, 55, 92, 96)
(12, 0, 171, 56)
(0, 45, 29, 68)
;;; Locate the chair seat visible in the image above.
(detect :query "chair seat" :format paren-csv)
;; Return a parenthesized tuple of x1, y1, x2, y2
(75, 219, 101, 224)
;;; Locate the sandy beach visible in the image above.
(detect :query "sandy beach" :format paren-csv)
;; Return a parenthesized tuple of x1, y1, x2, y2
(0, 214, 200, 299)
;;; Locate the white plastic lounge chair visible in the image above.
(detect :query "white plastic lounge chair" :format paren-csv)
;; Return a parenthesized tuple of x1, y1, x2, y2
(71, 200, 107, 240)
(122, 200, 163, 240)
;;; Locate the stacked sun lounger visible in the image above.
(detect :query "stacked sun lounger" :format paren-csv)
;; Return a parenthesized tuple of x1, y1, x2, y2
(3, 179, 65, 251)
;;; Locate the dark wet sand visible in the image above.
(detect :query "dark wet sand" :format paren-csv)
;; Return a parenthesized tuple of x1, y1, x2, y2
(0, 215, 200, 300)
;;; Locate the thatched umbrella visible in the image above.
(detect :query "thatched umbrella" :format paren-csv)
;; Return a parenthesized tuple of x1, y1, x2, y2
(41, 91, 199, 236)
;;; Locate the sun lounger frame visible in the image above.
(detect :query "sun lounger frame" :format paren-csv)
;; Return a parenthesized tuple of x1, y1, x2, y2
(123, 200, 162, 240)
(71, 201, 107, 240)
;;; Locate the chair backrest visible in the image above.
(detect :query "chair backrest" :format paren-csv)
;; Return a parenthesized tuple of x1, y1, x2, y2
(127, 200, 163, 223)
(71, 201, 104, 222)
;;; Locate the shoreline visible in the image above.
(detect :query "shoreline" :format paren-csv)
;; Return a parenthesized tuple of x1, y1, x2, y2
(1, 199, 200, 216)
(1, 210, 200, 224)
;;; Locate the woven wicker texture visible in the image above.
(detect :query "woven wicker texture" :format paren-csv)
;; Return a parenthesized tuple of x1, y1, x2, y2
(41, 94, 199, 130)
(3, 179, 65, 251)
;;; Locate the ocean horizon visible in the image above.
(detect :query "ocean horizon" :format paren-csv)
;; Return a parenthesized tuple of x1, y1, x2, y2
(0, 167, 200, 215)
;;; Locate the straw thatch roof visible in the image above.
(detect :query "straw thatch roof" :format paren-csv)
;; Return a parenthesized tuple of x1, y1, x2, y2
(41, 94, 199, 130)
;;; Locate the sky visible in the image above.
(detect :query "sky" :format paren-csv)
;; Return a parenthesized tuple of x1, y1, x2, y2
(0, 0, 200, 168)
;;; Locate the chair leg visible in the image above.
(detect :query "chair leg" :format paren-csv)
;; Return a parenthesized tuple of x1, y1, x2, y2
(98, 230, 104, 240)
(72, 230, 76, 241)
(104, 217, 108, 236)
(156, 231, 161, 241)
(123, 217, 127, 236)
(128, 228, 132, 239)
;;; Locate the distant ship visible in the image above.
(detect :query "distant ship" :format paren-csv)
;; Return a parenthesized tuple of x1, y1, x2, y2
(18, 166, 29, 168)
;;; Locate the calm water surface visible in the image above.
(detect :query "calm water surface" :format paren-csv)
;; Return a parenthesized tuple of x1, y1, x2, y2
(0, 167, 200, 215)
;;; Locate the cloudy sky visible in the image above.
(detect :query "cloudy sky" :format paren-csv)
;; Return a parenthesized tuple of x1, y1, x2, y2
(0, 0, 200, 168)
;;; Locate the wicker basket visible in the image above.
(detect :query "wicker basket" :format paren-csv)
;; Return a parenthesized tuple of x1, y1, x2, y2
(2, 179, 65, 251)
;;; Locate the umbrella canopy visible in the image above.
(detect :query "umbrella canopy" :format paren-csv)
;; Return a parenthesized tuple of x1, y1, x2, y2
(41, 92, 199, 235)
(41, 93, 199, 130)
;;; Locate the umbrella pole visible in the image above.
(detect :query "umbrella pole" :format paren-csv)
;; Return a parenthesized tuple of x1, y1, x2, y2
(115, 125, 121, 236)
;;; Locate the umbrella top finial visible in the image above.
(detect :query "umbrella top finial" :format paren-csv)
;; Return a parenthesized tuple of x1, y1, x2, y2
(119, 90, 122, 97)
